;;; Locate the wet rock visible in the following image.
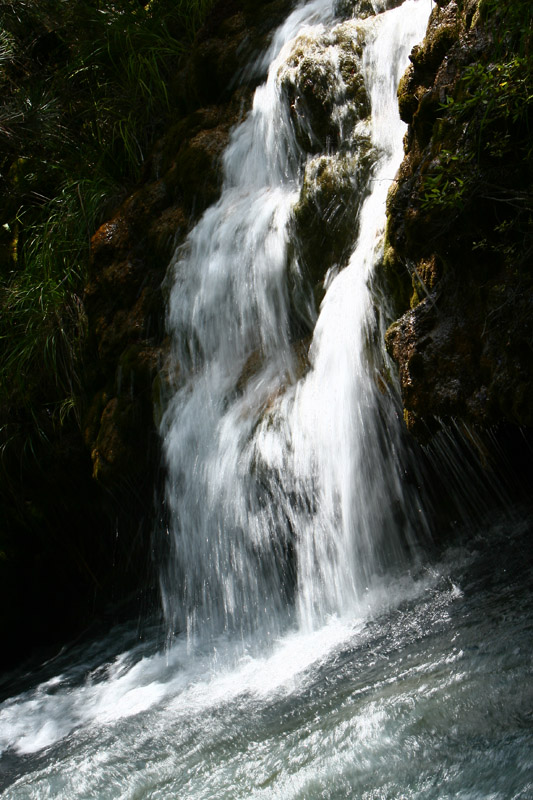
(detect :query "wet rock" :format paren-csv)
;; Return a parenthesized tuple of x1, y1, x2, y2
(383, 0, 533, 433)
(335, 0, 405, 17)
(334, 0, 376, 20)
(278, 20, 370, 153)
(236, 338, 312, 402)
(277, 18, 376, 323)
(171, 0, 294, 108)
(292, 144, 374, 306)
(188, 13, 249, 104)
(386, 270, 533, 433)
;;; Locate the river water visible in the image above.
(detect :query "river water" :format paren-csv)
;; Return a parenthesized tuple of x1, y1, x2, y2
(0, 510, 531, 797)
(1, 0, 532, 796)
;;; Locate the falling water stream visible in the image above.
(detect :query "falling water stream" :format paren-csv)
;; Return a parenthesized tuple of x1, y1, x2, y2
(161, 0, 431, 645)
(0, 1, 531, 797)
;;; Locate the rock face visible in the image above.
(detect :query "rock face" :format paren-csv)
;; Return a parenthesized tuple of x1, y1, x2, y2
(384, 0, 533, 436)
(84, 99, 246, 494)
(278, 18, 377, 329)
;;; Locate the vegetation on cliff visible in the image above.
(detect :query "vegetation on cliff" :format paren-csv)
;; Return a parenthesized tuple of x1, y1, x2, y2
(420, 0, 532, 237)
(385, 0, 533, 434)
(0, 0, 214, 457)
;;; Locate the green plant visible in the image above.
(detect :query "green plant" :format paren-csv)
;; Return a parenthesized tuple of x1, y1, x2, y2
(421, 151, 471, 211)
(441, 58, 533, 158)
(420, 0, 532, 221)
(479, 0, 533, 56)
(0, 0, 215, 458)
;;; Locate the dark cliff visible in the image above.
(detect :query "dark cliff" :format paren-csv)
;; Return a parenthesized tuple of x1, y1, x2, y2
(384, 0, 532, 439)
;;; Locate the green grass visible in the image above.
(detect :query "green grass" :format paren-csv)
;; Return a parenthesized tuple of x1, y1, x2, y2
(0, 0, 214, 459)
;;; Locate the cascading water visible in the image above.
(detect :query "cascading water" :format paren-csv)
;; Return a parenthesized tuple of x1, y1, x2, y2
(161, 0, 432, 646)
(159, 0, 337, 643)
(1, 1, 531, 797)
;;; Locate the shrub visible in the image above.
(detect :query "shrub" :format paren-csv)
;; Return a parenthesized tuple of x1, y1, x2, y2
(420, 0, 532, 231)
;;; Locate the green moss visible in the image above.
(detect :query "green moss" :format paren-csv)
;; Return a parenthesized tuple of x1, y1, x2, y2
(426, 25, 459, 66)
(339, 52, 370, 117)
(171, 132, 226, 211)
(292, 144, 374, 294)
(378, 241, 413, 319)
(397, 65, 418, 124)
(279, 22, 371, 153)
(334, 0, 375, 19)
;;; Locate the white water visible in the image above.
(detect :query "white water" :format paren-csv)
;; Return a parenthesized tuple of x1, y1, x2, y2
(161, 0, 433, 649)
(1, 514, 532, 797)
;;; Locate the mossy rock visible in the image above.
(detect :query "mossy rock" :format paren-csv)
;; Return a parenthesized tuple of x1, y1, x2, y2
(292, 142, 375, 298)
(91, 395, 150, 484)
(169, 126, 229, 212)
(118, 343, 163, 394)
(154, 107, 228, 175)
(334, 0, 376, 20)
(278, 21, 370, 153)
(279, 48, 338, 152)
(409, 24, 458, 72)
(378, 241, 412, 319)
(146, 204, 189, 268)
(397, 65, 419, 124)
(189, 34, 243, 105)
(83, 388, 108, 451)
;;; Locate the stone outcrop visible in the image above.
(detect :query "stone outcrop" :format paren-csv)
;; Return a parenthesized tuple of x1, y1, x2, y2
(384, 0, 533, 436)
(280, 18, 377, 326)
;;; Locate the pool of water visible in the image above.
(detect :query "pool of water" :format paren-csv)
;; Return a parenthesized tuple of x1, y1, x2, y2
(1, 509, 531, 799)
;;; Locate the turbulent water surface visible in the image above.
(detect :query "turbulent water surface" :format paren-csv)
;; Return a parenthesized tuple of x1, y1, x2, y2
(0, 513, 531, 798)
(1, 0, 532, 796)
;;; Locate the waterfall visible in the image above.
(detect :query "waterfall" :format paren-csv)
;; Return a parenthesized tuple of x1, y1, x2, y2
(161, 0, 433, 646)
(2, 4, 533, 796)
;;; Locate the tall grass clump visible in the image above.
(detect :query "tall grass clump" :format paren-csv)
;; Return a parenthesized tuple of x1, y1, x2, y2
(0, 0, 215, 462)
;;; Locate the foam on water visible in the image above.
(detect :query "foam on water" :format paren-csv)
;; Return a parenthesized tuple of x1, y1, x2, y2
(2, 514, 532, 798)
(0, 562, 439, 760)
